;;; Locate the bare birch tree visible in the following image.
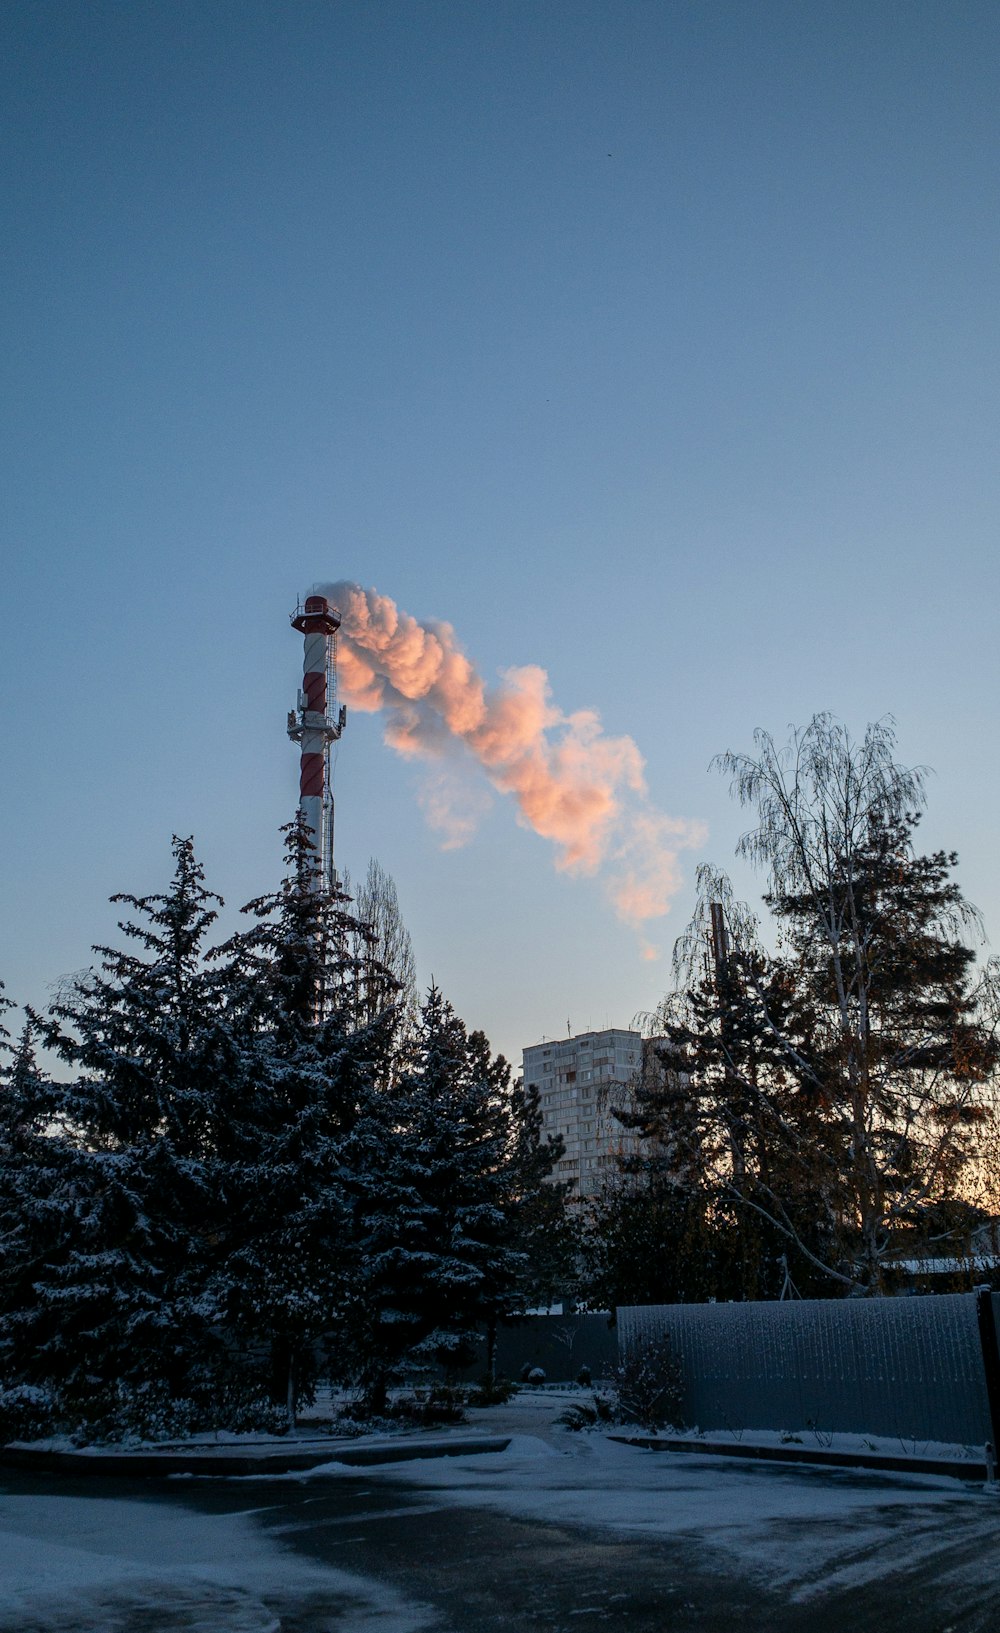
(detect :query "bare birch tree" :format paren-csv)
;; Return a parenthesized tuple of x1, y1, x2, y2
(657, 715, 999, 1294)
(342, 858, 417, 1043)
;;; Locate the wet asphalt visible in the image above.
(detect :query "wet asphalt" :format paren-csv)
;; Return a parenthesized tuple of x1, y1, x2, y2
(2, 1459, 999, 1633)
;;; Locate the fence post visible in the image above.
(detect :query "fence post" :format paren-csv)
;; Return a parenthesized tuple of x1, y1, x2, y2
(975, 1288, 1000, 1476)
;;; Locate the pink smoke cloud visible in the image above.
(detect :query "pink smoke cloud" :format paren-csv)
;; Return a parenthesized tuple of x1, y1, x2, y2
(324, 582, 705, 936)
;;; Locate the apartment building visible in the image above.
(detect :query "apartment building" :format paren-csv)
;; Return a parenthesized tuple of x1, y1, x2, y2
(521, 1028, 643, 1199)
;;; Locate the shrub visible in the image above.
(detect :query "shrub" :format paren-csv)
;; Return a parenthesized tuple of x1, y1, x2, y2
(616, 1335, 686, 1431)
(215, 1393, 291, 1437)
(392, 1385, 468, 1426)
(63, 1381, 202, 1445)
(468, 1374, 518, 1406)
(557, 1393, 618, 1431)
(0, 1384, 59, 1444)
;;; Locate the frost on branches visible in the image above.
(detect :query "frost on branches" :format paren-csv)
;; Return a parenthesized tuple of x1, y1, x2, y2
(0, 824, 569, 1442)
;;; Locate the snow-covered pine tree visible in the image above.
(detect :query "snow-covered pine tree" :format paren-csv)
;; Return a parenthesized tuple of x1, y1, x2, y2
(216, 815, 396, 1423)
(0, 1017, 87, 1438)
(25, 837, 251, 1437)
(0, 1020, 58, 1342)
(343, 985, 527, 1409)
(0, 996, 56, 1436)
(0, 983, 12, 1055)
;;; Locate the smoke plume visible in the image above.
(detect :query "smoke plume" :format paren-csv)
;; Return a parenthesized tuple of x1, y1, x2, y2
(323, 582, 705, 950)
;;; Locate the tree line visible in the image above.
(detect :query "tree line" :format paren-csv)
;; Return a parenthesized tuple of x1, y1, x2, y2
(0, 818, 571, 1441)
(2, 714, 998, 1442)
(586, 716, 1000, 1306)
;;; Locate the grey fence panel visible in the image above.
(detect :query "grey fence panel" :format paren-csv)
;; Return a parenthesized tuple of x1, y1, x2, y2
(492, 1313, 619, 1382)
(617, 1294, 993, 1446)
(450, 1314, 620, 1383)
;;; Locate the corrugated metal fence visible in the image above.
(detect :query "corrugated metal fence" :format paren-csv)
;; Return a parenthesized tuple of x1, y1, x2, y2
(618, 1292, 1000, 1447)
(453, 1313, 619, 1382)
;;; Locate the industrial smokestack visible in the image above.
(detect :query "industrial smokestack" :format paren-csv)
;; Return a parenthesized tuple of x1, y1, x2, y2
(287, 594, 347, 890)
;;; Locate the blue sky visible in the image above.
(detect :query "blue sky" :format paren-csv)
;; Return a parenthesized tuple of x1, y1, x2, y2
(2, 1, 998, 1068)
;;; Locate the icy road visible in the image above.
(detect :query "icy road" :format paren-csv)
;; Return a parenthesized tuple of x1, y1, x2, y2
(1, 1417, 998, 1630)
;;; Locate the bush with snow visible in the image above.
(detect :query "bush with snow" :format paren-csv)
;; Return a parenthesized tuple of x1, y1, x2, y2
(0, 1384, 58, 1444)
(616, 1335, 687, 1432)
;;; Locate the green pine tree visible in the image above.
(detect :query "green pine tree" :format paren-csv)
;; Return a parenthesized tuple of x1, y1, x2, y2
(24, 838, 254, 1436)
(216, 814, 395, 1424)
(343, 986, 527, 1410)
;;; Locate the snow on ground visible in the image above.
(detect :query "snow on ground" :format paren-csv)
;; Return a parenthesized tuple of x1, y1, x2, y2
(3, 1393, 997, 1626)
(654, 1426, 983, 1460)
(298, 1384, 989, 1464)
(292, 1394, 1000, 1603)
(0, 1489, 434, 1632)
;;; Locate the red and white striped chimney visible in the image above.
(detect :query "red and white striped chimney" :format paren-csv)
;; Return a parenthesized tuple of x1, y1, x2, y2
(288, 594, 346, 889)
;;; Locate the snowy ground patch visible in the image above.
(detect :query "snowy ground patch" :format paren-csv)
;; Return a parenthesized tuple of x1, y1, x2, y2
(0, 1489, 434, 1632)
(4, 1394, 998, 1627)
(294, 1408, 1000, 1605)
(644, 1424, 986, 1462)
